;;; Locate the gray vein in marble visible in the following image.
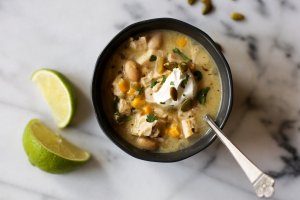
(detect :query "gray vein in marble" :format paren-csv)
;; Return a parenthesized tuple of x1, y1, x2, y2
(278, 0, 297, 11)
(0, 179, 61, 200)
(167, 3, 196, 24)
(220, 21, 245, 40)
(220, 21, 268, 77)
(203, 172, 282, 200)
(114, 22, 128, 31)
(246, 36, 259, 62)
(271, 37, 300, 81)
(256, 0, 269, 16)
(0, 100, 43, 117)
(269, 120, 300, 178)
(273, 38, 294, 59)
(123, 2, 147, 20)
(165, 170, 277, 200)
(220, 21, 259, 63)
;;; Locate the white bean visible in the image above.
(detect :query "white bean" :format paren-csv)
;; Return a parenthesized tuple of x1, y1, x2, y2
(124, 60, 140, 82)
(136, 137, 158, 151)
(148, 33, 162, 49)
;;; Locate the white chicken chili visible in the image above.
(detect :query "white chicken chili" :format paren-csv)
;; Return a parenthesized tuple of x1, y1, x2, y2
(102, 30, 222, 153)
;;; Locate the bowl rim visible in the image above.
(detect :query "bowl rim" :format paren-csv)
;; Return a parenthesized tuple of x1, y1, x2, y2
(92, 18, 233, 162)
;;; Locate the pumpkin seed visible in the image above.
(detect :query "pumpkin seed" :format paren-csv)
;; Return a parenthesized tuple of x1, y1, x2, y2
(170, 87, 178, 101)
(231, 12, 245, 21)
(179, 62, 188, 72)
(163, 62, 178, 70)
(188, 0, 196, 5)
(202, 0, 213, 15)
(180, 98, 194, 112)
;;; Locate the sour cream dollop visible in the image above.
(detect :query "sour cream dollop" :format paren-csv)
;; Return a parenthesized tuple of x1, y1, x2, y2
(153, 68, 196, 107)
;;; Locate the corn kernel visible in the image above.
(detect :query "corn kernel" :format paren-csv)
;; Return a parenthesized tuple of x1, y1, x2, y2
(118, 79, 129, 93)
(166, 124, 181, 138)
(131, 97, 145, 109)
(127, 88, 136, 96)
(142, 105, 153, 115)
(176, 37, 187, 48)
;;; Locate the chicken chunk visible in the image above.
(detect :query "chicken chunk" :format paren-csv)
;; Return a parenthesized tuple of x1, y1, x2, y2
(167, 52, 183, 63)
(144, 87, 154, 103)
(140, 71, 153, 87)
(154, 107, 167, 118)
(136, 49, 164, 65)
(129, 37, 147, 51)
(181, 118, 196, 138)
(131, 114, 158, 137)
(148, 33, 163, 49)
(118, 98, 131, 115)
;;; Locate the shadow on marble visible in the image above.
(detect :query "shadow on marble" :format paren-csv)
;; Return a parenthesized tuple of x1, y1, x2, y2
(77, 155, 102, 174)
(72, 84, 94, 126)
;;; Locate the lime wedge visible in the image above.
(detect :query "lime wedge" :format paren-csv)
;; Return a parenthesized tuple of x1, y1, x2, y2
(23, 119, 91, 173)
(31, 69, 76, 128)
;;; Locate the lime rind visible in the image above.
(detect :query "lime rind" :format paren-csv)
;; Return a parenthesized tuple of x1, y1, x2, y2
(23, 119, 90, 174)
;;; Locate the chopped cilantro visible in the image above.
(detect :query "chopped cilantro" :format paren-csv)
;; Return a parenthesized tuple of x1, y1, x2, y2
(161, 75, 167, 84)
(180, 75, 189, 88)
(197, 87, 210, 105)
(173, 48, 192, 62)
(151, 80, 159, 88)
(146, 114, 158, 122)
(170, 81, 175, 86)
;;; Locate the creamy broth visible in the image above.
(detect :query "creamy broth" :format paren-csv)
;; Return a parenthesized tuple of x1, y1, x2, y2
(102, 30, 221, 153)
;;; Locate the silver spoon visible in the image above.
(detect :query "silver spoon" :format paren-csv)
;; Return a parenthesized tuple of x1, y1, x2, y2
(204, 115, 275, 198)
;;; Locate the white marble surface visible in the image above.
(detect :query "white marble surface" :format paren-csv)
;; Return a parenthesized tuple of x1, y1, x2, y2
(1, 0, 300, 199)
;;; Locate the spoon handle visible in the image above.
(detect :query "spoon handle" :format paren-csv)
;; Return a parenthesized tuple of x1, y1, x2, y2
(204, 115, 275, 198)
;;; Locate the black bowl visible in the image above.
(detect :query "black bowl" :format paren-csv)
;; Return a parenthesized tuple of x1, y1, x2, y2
(92, 18, 233, 162)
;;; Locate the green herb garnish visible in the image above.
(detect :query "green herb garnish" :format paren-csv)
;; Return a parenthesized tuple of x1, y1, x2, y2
(160, 102, 166, 104)
(146, 114, 158, 122)
(116, 114, 131, 123)
(180, 75, 189, 88)
(151, 80, 159, 88)
(149, 55, 157, 62)
(170, 81, 175, 86)
(193, 70, 202, 81)
(173, 48, 192, 62)
(197, 87, 210, 104)
(162, 75, 167, 84)
(137, 87, 144, 95)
